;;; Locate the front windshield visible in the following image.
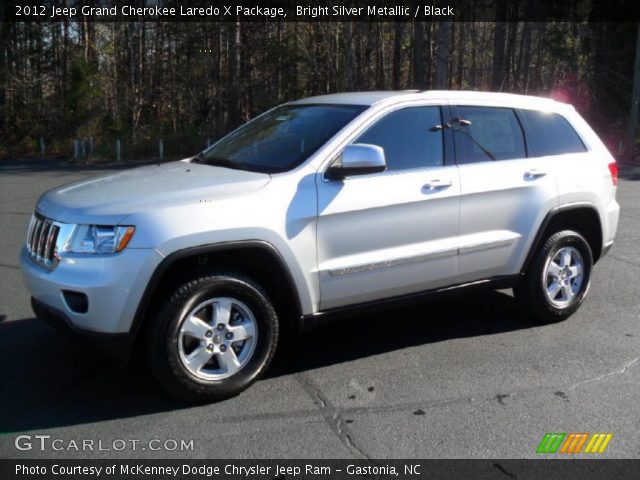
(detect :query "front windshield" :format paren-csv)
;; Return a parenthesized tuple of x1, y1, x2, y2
(196, 104, 367, 173)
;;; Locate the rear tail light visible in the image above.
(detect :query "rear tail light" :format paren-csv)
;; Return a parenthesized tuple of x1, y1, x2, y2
(608, 162, 618, 186)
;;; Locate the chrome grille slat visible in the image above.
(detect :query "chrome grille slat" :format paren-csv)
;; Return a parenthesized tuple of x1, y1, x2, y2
(30, 218, 43, 255)
(44, 224, 58, 262)
(26, 214, 63, 269)
(28, 217, 36, 252)
(37, 221, 50, 259)
(26, 216, 36, 246)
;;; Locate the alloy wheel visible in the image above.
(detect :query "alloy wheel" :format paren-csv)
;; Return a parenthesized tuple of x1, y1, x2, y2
(177, 297, 258, 380)
(543, 246, 584, 308)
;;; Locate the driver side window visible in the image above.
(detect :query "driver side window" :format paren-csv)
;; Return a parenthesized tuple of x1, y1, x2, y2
(354, 106, 444, 171)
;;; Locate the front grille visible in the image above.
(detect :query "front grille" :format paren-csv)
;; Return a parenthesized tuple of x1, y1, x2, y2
(26, 214, 61, 268)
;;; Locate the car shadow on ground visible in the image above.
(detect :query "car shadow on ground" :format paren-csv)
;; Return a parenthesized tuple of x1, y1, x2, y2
(0, 290, 538, 433)
(269, 289, 536, 378)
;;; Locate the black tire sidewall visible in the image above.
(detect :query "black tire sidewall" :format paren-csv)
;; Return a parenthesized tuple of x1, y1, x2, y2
(148, 274, 278, 401)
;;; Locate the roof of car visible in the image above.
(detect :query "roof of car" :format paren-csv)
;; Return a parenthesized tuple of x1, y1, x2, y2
(291, 90, 562, 109)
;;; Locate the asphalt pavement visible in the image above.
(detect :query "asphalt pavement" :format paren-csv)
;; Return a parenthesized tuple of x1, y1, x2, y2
(0, 158, 638, 459)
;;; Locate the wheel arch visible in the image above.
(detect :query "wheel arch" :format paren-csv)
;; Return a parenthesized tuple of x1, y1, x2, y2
(130, 241, 303, 339)
(521, 203, 604, 274)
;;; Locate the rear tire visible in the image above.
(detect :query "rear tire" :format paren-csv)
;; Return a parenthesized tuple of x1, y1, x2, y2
(514, 230, 593, 324)
(145, 271, 278, 402)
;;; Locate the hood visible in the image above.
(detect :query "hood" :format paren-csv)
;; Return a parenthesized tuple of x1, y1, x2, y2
(36, 161, 271, 224)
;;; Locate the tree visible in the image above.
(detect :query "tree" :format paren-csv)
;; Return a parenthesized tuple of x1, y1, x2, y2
(629, 24, 640, 159)
(0, 18, 637, 162)
(436, 20, 451, 89)
(413, 20, 425, 89)
(492, 0, 508, 90)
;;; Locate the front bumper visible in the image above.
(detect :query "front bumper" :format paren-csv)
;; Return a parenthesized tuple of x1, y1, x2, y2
(31, 297, 134, 365)
(20, 245, 163, 334)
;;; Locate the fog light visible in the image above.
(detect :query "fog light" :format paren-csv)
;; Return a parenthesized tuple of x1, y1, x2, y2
(62, 290, 88, 314)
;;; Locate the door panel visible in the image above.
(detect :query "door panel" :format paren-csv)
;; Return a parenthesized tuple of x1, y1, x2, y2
(317, 166, 460, 309)
(316, 104, 460, 310)
(456, 159, 557, 281)
(453, 105, 558, 282)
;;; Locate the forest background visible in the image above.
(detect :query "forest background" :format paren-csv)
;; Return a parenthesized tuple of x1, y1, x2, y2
(1, 3, 639, 162)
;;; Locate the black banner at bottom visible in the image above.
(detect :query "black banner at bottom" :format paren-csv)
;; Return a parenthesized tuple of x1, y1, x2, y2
(3, 459, 640, 480)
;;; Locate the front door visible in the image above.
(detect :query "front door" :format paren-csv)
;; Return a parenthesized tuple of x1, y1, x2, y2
(316, 105, 460, 310)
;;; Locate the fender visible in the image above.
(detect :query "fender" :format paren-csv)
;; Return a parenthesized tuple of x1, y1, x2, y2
(129, 240, 303, 335)
(520, 202, 601, 274)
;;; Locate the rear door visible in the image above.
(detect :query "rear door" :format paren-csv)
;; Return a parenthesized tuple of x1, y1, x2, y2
(452, 104, 558, 282)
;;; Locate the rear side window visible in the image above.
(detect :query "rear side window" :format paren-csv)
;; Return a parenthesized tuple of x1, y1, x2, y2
(519, 109, 586, 157)
(354, 106, 444, 171)
(454, 106, 526, 163)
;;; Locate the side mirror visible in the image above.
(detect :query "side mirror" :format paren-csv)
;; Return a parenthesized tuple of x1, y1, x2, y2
(326, 144, 387, 180)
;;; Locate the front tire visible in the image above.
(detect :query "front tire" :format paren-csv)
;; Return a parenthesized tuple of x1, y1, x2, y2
(146, 271, 278, 402)
(514, 230, 593, 323)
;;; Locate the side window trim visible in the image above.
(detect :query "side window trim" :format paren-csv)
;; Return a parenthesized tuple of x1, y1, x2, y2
(517, 108, 533, 158)
(513, 109, 530, 158)
(442, 104, 456, 167)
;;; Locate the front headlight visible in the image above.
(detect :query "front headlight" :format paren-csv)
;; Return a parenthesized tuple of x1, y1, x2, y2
(65, 225, 135, 254)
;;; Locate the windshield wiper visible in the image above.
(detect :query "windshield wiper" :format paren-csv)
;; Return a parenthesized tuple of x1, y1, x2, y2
(197, 155, 246, 171)
(191, 152, 205, 163)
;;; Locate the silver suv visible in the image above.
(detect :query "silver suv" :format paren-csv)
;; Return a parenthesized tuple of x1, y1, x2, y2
(21, 91, 620, 401)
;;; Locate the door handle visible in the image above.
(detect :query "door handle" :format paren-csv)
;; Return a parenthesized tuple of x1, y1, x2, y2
(423, 179, 453, 190)
(524, 169, 547, 179)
